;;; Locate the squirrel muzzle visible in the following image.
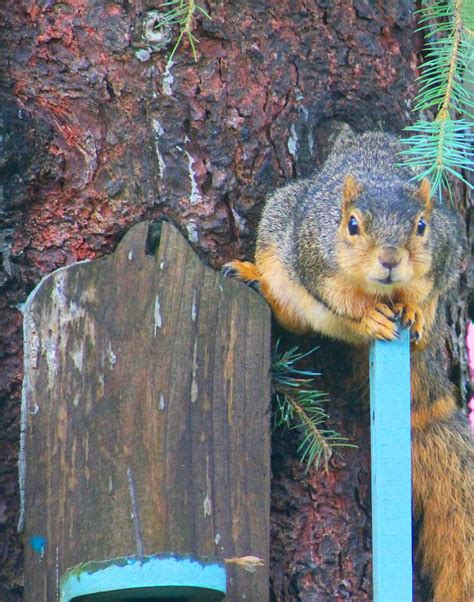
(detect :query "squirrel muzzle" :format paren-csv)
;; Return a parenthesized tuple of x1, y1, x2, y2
(375, 246, 407, 285)
(370, 245, 411, 287)
(378, 246, 402, 270)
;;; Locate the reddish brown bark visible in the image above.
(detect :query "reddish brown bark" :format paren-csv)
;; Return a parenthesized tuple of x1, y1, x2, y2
(270, 342, 373, 600)
(1, 1, 468, 600)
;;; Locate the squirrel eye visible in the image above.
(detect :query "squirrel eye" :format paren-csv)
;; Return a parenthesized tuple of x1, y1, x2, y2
(417, 217, 427, 236)
(348, 216, 360, 236)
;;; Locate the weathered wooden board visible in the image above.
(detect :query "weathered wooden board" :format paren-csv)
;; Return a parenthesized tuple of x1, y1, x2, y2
(21, 221, 271, 601)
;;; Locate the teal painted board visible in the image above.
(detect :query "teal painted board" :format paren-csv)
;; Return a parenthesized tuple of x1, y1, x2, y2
(61, 554, 226, 601)
(369, 327, 412, 602)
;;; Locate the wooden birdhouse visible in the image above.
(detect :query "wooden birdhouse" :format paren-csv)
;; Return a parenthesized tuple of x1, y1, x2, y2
(20, 221, 271, 601)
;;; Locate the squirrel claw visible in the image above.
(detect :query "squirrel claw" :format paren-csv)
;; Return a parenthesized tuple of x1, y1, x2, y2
(222, 266, 238, 279)
(394, 302, 424, 343)
(222, 260, 262, 289)
(247, 280, 261, 292)
(360, 303, 398, 341)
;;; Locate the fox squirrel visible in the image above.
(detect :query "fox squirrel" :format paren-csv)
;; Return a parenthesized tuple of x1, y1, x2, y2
(224, 132, 473, 601)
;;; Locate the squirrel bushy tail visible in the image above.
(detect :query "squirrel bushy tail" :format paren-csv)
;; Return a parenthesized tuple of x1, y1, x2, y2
(413, 414, 473, 601)
(411, 319, 473, 601)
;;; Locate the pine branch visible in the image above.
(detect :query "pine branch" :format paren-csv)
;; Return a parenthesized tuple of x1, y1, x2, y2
(157, 0, 212, 63)
(400, 0, 474, 200)
(272, 344, 355, 472)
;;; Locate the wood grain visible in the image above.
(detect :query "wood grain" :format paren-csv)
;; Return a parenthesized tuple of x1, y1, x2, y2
(22, 221, 271, 601)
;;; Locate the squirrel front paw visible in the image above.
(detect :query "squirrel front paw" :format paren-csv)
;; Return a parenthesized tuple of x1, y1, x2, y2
(394, 302, 424, 343)
(360, 303, 398, 341)
(222, 260, 261, 291)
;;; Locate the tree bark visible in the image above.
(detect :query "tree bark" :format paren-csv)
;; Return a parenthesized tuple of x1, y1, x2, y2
(0, 1, 470, 600)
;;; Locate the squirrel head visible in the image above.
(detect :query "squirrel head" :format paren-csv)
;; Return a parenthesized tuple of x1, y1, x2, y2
(335, 175, 434, 294)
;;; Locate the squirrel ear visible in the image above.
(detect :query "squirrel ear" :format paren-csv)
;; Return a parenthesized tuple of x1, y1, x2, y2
(416, 178, 433, 211)
(342, 175, 362, 211)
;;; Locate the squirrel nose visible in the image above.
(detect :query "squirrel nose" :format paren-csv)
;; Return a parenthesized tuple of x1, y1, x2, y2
(378, 246, 401, 270)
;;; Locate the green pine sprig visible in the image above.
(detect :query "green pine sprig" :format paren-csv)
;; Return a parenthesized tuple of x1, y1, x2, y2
(157, 0, 211, 62)
(272, 343, 355, 472)
(400, 0, 474, 199)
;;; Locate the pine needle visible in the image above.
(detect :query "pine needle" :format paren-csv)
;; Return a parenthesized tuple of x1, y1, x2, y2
(156, 0, 212, 63)
(272, 343, 355, 473)
(400, 0, 474, 200)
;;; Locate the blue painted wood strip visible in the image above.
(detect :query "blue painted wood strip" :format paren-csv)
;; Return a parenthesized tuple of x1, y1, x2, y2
(60, 554, 226, 601)
(369, 326, 413, 602)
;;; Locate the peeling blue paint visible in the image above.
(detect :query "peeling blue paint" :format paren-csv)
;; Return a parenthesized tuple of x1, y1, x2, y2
(30, 535, 47, 558)
(61, 553, 226, 601)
